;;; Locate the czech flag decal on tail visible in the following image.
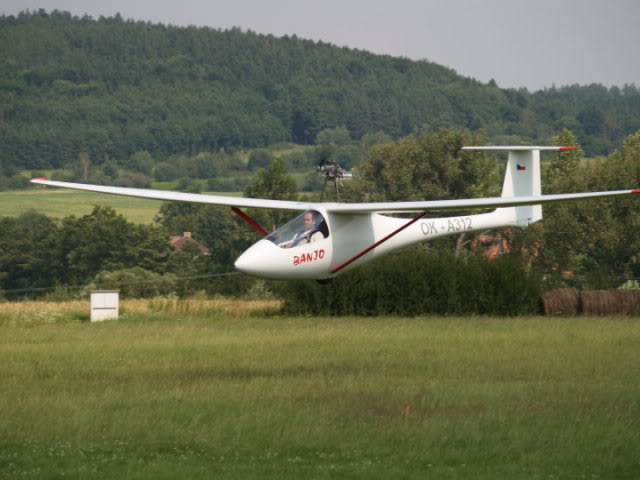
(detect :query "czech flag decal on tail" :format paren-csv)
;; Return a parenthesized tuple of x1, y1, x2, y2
(517, 164, 527, 171)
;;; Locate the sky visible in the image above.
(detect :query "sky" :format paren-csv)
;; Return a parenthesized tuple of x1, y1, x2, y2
(2, 0, 639, 92)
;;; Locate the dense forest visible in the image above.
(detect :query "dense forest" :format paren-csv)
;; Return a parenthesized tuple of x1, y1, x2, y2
(1, 9, 640, 175)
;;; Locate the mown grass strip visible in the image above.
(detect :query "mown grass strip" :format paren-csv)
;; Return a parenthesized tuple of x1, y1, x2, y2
(0, 306, 638, 478)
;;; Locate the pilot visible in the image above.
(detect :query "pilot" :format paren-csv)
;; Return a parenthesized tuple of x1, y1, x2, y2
(280, 211, 325, 248)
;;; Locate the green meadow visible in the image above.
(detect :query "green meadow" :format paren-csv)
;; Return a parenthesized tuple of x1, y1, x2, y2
(1, 189, 163, 224)
(1, 301, 639, 479)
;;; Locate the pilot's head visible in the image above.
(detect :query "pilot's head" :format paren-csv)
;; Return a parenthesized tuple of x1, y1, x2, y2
(303, 211, 316, 229)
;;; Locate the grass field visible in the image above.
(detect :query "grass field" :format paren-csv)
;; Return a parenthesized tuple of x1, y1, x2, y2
(1, 301, 639, 479)
(3, 184, 313, 225)
(1, 189, 243, 224)
(2, 189, 164, 224)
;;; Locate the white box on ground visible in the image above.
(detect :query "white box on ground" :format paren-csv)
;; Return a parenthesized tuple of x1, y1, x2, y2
(90, 290, 119, 322)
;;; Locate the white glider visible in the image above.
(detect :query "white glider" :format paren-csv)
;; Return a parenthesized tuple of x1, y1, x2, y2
(30, 146, 638, 280)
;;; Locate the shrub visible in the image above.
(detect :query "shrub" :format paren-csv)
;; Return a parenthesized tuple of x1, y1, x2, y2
(92, 267, 178, 298)
(5, 175, 30, 190)
(153, 162, 179, 181)
(116, 172, 152, 188)
(277, 248, 542, 316)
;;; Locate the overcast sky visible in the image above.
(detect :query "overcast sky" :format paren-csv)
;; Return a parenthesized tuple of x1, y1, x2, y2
(2, 0, 639, 92)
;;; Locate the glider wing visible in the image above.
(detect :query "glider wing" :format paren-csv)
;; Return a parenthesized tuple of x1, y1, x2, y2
(30, 178, 639, 214)
(29, 178, 313, 211)
(323, 190, 639, 214)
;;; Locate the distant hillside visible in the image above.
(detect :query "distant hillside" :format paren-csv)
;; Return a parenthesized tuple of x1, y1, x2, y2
(1, 9, 639, 170)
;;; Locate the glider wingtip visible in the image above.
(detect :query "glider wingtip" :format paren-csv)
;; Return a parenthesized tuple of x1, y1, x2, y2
(559, 146, 578, 151)
(30, 176, 48, 183)
(632, 189, 640, 194)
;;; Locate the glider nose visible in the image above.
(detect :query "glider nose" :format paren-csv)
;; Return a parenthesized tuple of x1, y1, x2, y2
(233, 252, 252, 274)
(234, 239, 275, 277)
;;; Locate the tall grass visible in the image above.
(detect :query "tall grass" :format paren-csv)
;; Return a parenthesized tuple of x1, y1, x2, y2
(131, 297, 282, 317)
(0, 306, 639, 478)
(0, 298, 281, 326)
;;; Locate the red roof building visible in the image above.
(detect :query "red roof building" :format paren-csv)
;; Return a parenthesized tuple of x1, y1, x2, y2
(169, 232, 210, 255)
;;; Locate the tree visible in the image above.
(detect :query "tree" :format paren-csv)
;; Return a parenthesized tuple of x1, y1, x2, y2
(153, 162, 179, 181)
(302, 171, 324, 192)
(165, 242, 217, 296)
(79, 151, 90, 181)
(350, 129, 494, 202)
(126, 151, 154, 175)
(543, 129, 582, 192)
(331, 145, 361, 170)
(360, 131, 392, 153)
(577, 106, 605, 136)
(0, 211, 58, 295)
(247, 149, 274, 171)
(102, 161, 118, 179)
(244, 159, 298, 231)
(49, 206, 171, 285)
(315, 127, 352, 147)
(515, 129, 640, 288)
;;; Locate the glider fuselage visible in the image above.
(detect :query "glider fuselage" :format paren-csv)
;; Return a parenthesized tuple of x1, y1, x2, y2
(234, 207, 521, 280)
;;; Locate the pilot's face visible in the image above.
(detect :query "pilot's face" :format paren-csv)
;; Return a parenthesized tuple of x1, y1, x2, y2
(303, 213, 315, 229)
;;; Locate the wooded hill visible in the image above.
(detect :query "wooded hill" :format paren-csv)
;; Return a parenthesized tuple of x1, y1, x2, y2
(1, 9, 640, 172)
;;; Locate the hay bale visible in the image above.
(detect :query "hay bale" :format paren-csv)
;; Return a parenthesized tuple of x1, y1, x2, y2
(542, 288, 580, 315)
(581, 290, 615, 316)
(614, 290, 640, 315)
(581, 290, 640, 316)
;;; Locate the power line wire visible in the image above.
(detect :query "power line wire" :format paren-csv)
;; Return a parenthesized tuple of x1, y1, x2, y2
(2, 272, 239, 294)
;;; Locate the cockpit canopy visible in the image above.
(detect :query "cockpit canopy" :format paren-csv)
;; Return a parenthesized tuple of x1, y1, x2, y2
(266, 210, 329, 249)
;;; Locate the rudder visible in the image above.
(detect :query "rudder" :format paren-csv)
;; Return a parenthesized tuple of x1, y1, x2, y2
(462, 146, 577, 227)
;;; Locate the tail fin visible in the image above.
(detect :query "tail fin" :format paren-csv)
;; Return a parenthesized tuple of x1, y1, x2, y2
(463, 146, 577, 227)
